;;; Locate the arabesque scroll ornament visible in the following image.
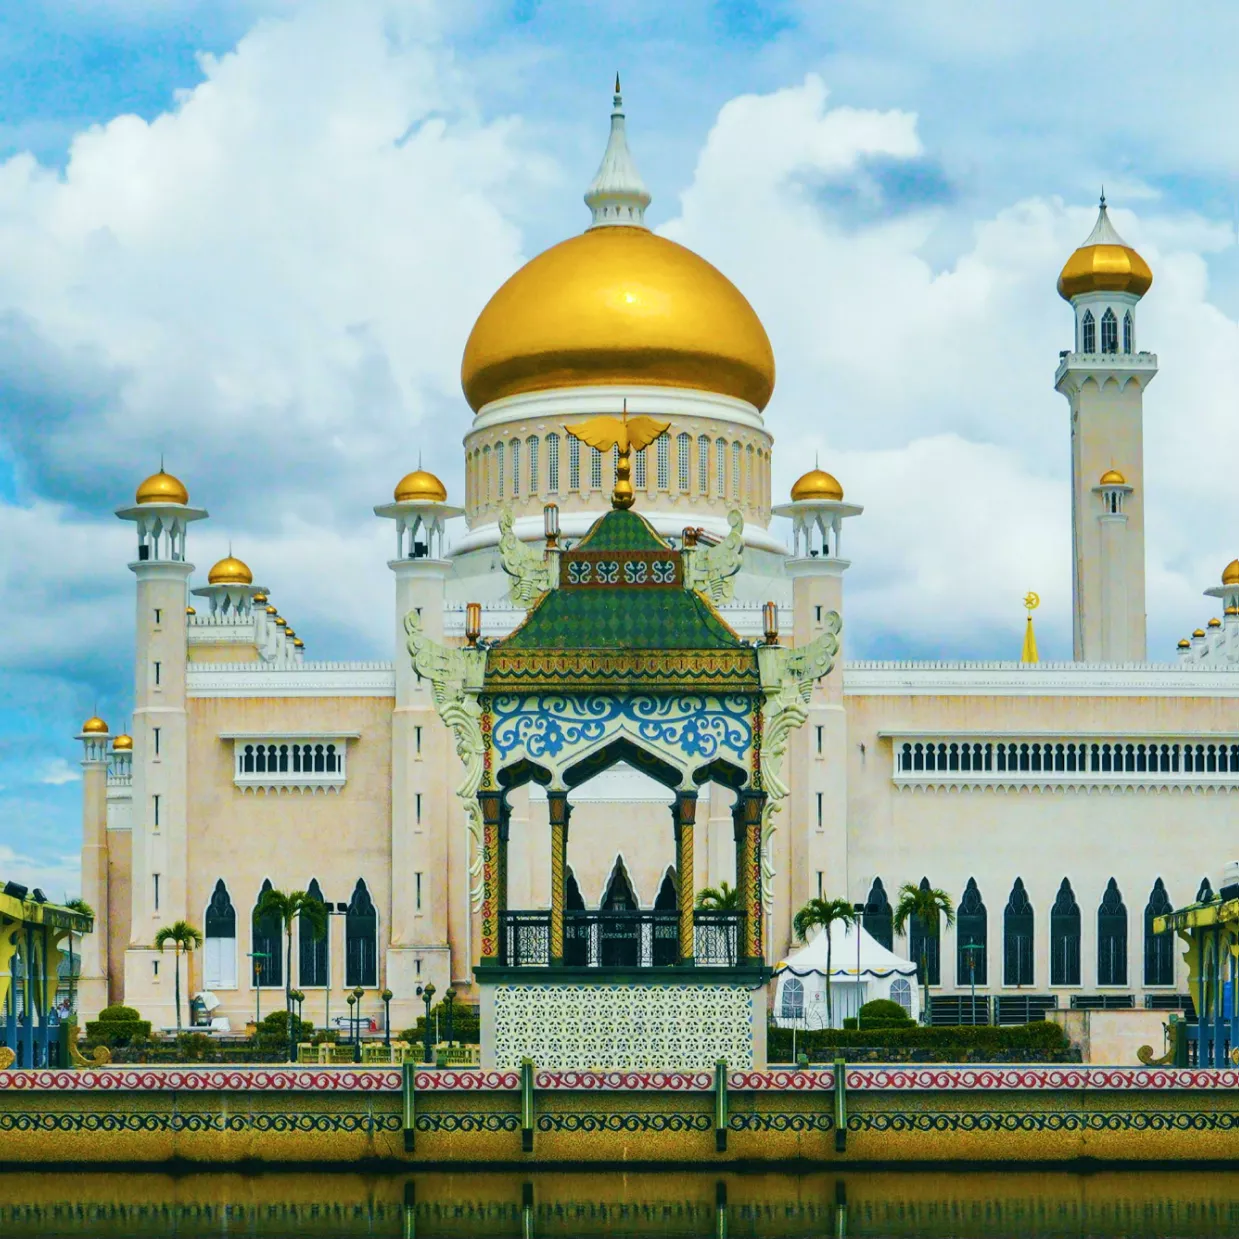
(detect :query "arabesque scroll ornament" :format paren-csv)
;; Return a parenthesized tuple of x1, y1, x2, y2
(683, 510, 744, 604)
(756, 613, 843, 907)
(404, 609, 488, 907)
(498, 510, 555, 608)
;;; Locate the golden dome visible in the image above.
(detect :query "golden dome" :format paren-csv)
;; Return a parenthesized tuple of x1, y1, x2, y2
(1223, 559, 1239, 586)
(207, 555, 253, 586)
(1193, 629, 1206, 638)
(1229, 606, 1239, 616)
(293, 638, 304, 648)
(185, 605, 196, 615)
(81, 716, 108, 734)
(265, 605, 277, 615)
(1209, 617, 1222, 628)
(112, 734, 133, 751)
(283, 628, 296, 639)
(1099, 468, 1127, 485)
(274, 616, 286, 627)
(135, 468, 189, 506)
(394, 469, 448, 503)
(1058, 199, 1152, 301)
(253, 593, 267, 604)
(461, 226, 775, 412)
(1178, 638, 1191, 649)
(790, 467, 844, 502)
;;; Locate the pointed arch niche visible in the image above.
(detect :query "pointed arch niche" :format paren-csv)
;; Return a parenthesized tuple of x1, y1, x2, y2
(956, 878, 987, 987)
(1003, 878, 1034, 987)
(203, 880, 237, 990)
(1050, 878, 1080, 987)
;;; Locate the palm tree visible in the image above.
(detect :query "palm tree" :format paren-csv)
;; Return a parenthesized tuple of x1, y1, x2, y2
(792, 898, 858, 1026)
(154, 920, 204, 1034)
(893, 882, 956, 1021)
(696, 882, 741, 965)
(62, 898, 93, 1015)
(255, 887, 328, 1061)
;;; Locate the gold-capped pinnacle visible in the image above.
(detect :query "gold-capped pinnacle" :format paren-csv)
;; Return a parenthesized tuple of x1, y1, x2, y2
(565, 403, 669, 510)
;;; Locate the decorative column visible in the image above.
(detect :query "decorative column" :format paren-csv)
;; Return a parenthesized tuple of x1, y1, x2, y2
(547, 792, 571, 967)
(733, 791, 766, 964)
(673, 790, 698, 965)
(77, 723, 111, 1019)
(478, 791, 505, 965)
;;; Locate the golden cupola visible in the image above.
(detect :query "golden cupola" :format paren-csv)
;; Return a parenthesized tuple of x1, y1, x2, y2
(135, 467, 189, 506)
(1058, 195, 1152, 301)
(790, 467, 844, 502)
(460, 81, 775, 413)
(1223, 559, 1239, 587)
(208, 554, 253, 585)
(394, 468, 448, 503)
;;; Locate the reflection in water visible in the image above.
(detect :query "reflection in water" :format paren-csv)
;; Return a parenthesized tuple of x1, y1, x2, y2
(2, 1169, 1239, 1237)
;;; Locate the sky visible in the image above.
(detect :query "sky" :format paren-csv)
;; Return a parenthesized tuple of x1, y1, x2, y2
(2, 0, 1239, 896)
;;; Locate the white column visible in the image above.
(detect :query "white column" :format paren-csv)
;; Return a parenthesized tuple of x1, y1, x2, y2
(1098, 512, 1128, 661)
(77, 733, 111, 1020)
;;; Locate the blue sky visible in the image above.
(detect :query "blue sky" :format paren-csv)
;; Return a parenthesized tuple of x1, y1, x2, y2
(1, 0, 1238, 894)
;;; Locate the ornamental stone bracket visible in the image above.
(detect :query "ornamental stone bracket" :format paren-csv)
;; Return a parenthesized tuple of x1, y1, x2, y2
(682, 510, 744, 604)
(498, 509, 556, 608)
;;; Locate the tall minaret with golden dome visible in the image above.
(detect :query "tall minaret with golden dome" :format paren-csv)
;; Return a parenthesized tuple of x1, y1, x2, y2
(1055, 196, 1156, 662)
(114, 468, 207, 1022)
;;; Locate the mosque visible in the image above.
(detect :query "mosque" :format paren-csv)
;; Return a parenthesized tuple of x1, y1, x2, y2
(75, 85, 1239, 1039)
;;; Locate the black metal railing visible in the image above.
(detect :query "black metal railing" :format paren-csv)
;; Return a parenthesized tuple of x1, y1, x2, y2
(499, 909, 743, 969)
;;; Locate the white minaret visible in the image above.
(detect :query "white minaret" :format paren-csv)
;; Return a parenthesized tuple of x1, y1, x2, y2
(772, 466, 862, 952)
(114, 467, 207, 1024)
(375, 466, 464, 1027)
(76, 715, 112, 1019)
(1054, 195, 1156, 662)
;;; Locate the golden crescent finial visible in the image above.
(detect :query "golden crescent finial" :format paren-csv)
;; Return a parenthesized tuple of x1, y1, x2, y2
(1024, 591, 1040, 613)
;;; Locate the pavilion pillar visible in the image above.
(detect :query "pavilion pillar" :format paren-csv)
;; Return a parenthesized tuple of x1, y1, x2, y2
(478, 791, 506, 965)
(673, 790, 698, 965)
(548, 792, 571, 967)
(733, 791, 766, 964)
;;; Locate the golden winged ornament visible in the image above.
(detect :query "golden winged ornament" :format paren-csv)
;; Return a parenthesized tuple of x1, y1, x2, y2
(566, 411, 669, 509)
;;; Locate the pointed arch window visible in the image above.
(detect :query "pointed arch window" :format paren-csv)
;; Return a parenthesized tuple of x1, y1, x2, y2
(907, 876, 941, 986)
(956, 877, 987, 986)
(299, 878, 329, 988)
(653, 869, 678, 967)
(600, 856, 639, 968)
(1123, 310, 1134, 353)
(546, 433, 560, 493)
(1100, 307, 1118, 353)
(1081, 309, 1096, 353)
(204, 879, 237, 989)
(1050, 878, 1080, 986)
(564, 867, 587, 967)
(252, 879, 282, 988)
(1097, 877, 1128, 985)
(863, 877, 893, 950)
(1003, 878, 1034, 986)
(344, 878, 377, 988)
(1144, 878, 1174, 986)
(1197, 876, 1215, 903)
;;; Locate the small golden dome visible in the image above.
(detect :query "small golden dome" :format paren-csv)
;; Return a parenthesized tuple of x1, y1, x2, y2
(1228, 606, 1239, 616)
(135, 468, 189, 506)
(293, 638, 304, 648)
(253, 593, 267, 604)
(185, 605, 196, 615)
(1178, 638, 1191, 649)
(1209, 617, 1222, 628)
(790, 468, 844, 502)
(1193, 629, 1206, 638)
(275, 616, 286, 627)
(112, 734, 133, 751)
(1099, 468, 1126, 486)
(1058, 199, 1152, 301)
(462, 226, 775, 412)
(283, 628, 295, 639)
(208, 555, 253, 586)
(266, 605, 278, 615)
(1222, 558, 1239, 586)
(81, 716, 108, 734)
(394, 468, 448, 503)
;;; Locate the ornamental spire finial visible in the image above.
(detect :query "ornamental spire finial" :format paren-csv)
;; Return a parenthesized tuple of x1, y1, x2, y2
(584, 76, 651, 229)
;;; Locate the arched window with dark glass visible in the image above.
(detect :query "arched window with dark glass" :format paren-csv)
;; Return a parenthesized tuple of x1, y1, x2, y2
(299, 877, 328, 987)
(1050, 878, 1080, 986)
(1144, 878, 1174, 986)
(652, 868, 678, 967)
(1123, 310, 1134, 353)
(1100, 307, 1118, 353)
(956, 877, 987, 986)
(204, 879, 237, 989)
(1081, 309, 1096, 353)
(344, 878, 377, 988)
(1097, 877, 1128, 986)
(908, 877, 941, 987)
(252, 878, 283, 988)
(1197, 876, 1214, 903)
(564, 867, 587, 966)
(863, 877, 893, 950)
(1003, 878, 1034, 986)
(600, 856, 639, 968)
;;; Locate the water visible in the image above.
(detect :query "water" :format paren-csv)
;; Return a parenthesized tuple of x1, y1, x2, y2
(4, 1170, 1239, 1237)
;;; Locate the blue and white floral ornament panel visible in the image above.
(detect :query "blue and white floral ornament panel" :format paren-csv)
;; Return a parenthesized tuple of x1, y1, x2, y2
(489, 694, 754, 774)
(492, 984, 755, 1070)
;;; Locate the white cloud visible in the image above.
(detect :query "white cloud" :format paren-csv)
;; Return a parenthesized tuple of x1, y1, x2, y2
(0, 842, 80, 901)
(40, 757, 81, 786)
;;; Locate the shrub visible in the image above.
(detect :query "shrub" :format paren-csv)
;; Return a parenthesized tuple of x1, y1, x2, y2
(85, 1004, 152, 1047)
(400, 1002, 480, 1046)
(858, 999, 913, 1027)
(768, 1020, 1072, 1064)
(253, 1009, 315, 1049)
(176, 1032, 216, 1062)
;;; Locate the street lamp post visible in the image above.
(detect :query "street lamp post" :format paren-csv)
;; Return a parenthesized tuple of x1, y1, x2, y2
(416, 982, 436, 1064)
(247, 953, 269, 1031)
(346, 994, 356, 1058)
(352, 987, 365, 1063)
(319, 900, 349, 1053)
(381, 989, 393, 1049)
(444, 987, 456, 1046)
(852, 903, 866, 1025)
(961, 943, 985, 1025)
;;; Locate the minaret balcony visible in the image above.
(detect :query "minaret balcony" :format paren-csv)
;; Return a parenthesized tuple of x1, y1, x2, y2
(1054, 349, 1158, 387)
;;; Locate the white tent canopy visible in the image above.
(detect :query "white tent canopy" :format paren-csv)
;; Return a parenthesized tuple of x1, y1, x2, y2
(772, 921, 921, 1028)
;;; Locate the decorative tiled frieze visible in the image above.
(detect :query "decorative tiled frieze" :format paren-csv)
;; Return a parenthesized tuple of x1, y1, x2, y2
(0, 1068, 401, 1091)
(844, 1066, 1239, 1090)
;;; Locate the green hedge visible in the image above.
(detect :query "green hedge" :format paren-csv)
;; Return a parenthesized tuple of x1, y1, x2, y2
(85, 1004, 152, 1047)
(400, 1001, 480, 1046)
(768, 1020, 1072, 1064)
